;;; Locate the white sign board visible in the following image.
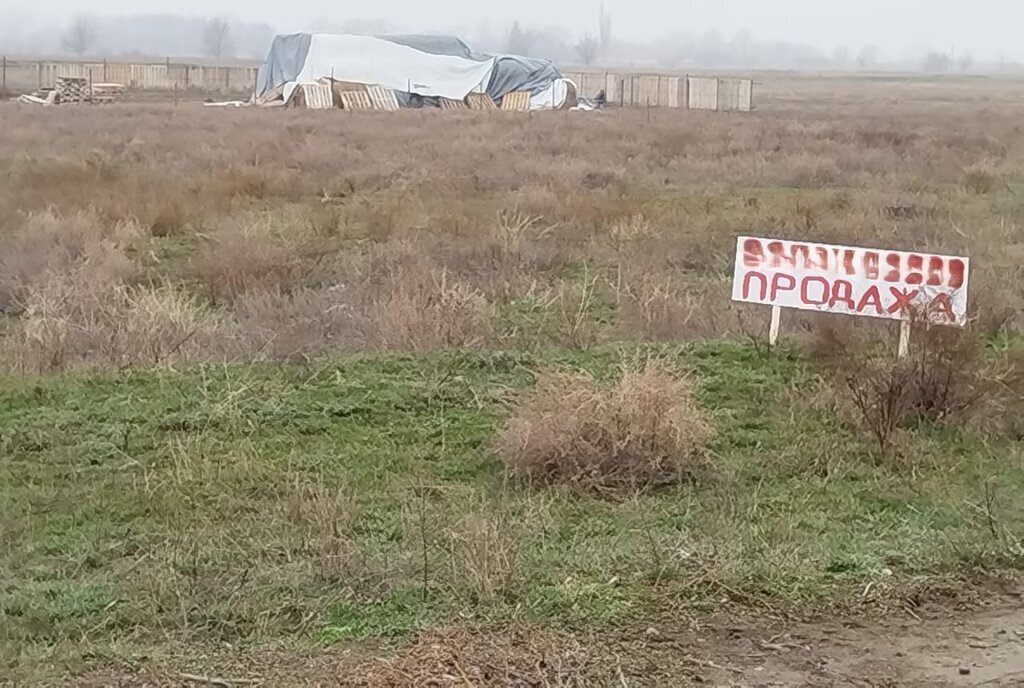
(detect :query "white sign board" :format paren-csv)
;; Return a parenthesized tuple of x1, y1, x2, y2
(731, 236, 970, 326)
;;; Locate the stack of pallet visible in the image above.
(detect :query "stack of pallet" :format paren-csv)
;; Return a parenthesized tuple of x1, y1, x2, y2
(90, 83, 126, 104)
(55, 76, 90, 104)
(17, 79, 127, 106)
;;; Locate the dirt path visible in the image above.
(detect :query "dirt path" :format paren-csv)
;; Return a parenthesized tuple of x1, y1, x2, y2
(643, 590, 1024, 686)
(70, 586, 1024, 686)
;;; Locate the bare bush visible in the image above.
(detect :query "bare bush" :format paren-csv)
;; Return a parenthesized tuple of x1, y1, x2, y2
(10, 274, 216, 372)
(228, 285, 359, 360)
(619, 274, 716, 341)
(812, 320, 1024, 454)
(0, 211, 141, 312)
(361, 243, 492, 351)
(962, 163, 999, 195)
(446, 505, 524, 603)
(500, 359, 710, 488)
(192, 218, 308, 302)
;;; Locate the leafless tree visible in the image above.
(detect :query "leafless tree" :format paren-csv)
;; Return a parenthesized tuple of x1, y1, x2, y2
(203, 17, 235, 60)
(958, 53, 975, 73)
(598, 1, 613, 58)
(576, 34, 600, 65)
(62, 15, 98, 56)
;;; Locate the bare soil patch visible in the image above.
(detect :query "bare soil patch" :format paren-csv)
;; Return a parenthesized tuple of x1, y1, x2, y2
(66, 580, 1022, 687)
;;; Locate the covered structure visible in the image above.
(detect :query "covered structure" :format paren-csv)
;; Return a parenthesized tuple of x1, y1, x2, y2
(255, 33, 575, 110)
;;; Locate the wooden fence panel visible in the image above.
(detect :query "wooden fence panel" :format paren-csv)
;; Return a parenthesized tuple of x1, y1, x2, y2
(687, 77, 719, 110)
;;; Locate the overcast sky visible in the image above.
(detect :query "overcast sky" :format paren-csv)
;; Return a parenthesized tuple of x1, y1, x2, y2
(7, 0, 1024, 60)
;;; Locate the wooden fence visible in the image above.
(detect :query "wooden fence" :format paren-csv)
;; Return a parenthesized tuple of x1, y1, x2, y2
(565, 71, 754, 110)
(1, 57, 258, 94)
(0, 57, 753, 111)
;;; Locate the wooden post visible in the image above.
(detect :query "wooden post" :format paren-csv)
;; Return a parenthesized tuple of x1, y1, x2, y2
(103, 58, 107, 81)
(225, 67, 230, 91)
(657, 74, 662, 107)
(173, 81, 178, 107)
(768, 306, 782, 346)
(38, 60, 42, 89)
(2, 56, 6, 97)
(88, 67, 93, 103)
(619, 78, 624, 107)
(897, 320, 910, 359)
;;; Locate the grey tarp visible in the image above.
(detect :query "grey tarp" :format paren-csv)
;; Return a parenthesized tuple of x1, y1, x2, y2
(486, 55, 563, 99)
(255, 33, 311, 98)
(378, 34, 479, 60)
(382, 39, 563, 100)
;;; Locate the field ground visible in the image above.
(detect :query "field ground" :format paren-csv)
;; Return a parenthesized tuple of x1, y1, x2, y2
(2, 73, 1024, 686)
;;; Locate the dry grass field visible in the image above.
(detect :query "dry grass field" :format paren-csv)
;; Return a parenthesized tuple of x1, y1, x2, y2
(2, 74, 1024, 686)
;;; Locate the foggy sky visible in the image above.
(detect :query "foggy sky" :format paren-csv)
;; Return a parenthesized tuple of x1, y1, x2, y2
(7, 0, 1024, 60)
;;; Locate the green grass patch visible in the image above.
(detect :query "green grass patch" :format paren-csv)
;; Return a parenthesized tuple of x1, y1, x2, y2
(2, 341, 1022, 681)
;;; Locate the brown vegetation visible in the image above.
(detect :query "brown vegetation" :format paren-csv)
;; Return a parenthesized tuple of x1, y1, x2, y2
(811, 318, 1024, 455)
(500, 360, 710, 487)
(0, 77, 1022, 371)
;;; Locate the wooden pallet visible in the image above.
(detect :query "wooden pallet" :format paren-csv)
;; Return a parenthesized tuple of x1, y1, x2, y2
(90, 82, 126, 104)
(367, 85, 400, 112)
(339, 91, 374, 111)
(301, 82, 334, 109)
(465, 92, 498, 111)
(438, 97, 467, 110)
(500, 91, 531, 112)
(55, 76, 90, 104)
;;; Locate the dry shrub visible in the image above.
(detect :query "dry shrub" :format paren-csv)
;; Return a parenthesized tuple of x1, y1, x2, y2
(446, 510, 522, 604)
(500, 359, 710, 488)
(362, 243, 491, 351)
(10, 273, 216, 372)
(229, 285, 359, 360)
(812, 320, 1024, 453)
(370, 270, 490, 351)
(193, 218, 308, 302)
(618, 274, 720, 341)
(962, 163, 999, 195)
(0, 210, 141, 312)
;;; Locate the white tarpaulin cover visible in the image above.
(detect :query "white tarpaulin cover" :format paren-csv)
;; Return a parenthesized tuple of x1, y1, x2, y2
(257, 32, 574, 109)
(266, 34, 496, 103)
